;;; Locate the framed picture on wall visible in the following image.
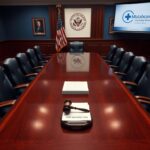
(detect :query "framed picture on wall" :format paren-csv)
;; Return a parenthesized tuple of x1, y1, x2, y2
(109, 17, 115, 34)
(32, 18, 46, 35)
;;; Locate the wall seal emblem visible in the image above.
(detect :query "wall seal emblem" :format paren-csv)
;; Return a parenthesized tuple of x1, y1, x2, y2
(70, 13, 86, 31)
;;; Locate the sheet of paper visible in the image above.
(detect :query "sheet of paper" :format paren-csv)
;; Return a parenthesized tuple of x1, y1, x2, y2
(62, 103, 91, 121)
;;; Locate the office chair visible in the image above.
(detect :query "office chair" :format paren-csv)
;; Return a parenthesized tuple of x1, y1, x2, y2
(121, 56, 147, 84)
(114, 52, 134, 73)
(69, 41, 84, 53)
(34, 45, 52, 58)
(26, 48, 44, 69)
(109, 48, 125, 67)
(33, 45, 49, 63)
(3, 58, 32, 87)
(125, 64, 150, 113)
(0, 66, 20, 118)
(102, 44, 117, 63)
(16, 53, 39, 76)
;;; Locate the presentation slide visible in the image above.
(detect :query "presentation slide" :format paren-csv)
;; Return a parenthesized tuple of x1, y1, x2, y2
(114, 3, 150, 32)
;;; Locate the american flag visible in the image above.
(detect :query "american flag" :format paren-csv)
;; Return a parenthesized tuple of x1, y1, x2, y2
(55, 8, 67, 52)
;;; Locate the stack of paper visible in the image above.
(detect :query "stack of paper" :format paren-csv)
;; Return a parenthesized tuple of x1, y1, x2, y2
(62, 81, 89, 94)
(62, 102, 91, 121)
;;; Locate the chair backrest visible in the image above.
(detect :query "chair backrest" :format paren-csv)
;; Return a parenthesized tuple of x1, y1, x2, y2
(33, 45, 43, 61)
(136, 63, 150, 97)
(117, 52, 134, 73)
(111, 48, 125, 66)
(106, 44, 117, 61)
(3, 58, 29, 86)
(26, 48, 42, 67)
(69, 41, 84, 53)
(122, 56, 147, 83)
(16, 53, 35, 74)
(0, 66, 17, 101)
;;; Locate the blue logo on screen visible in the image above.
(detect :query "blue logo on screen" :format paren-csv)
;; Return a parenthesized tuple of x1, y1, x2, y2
(122, 10, 134, 23)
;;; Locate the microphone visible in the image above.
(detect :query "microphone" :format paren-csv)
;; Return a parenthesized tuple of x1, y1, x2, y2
(63, 100, 89, 115)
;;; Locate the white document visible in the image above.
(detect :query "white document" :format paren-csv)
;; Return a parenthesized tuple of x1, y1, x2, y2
(62, 103, 91, 121)
(62, 81, 89, 94)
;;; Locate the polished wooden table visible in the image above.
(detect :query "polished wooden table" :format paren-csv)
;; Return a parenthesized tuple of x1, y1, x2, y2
(0, 53, 150, 150)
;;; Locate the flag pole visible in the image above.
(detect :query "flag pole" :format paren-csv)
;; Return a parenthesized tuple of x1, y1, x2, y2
(56, 3, 61, 53)
(55, 2, 67, 53)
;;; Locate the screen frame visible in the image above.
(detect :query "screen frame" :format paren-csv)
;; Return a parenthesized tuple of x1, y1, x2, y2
(113, 2, 150, 34)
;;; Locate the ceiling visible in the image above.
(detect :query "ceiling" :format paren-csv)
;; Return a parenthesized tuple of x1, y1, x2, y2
(0, 0, 142, 6)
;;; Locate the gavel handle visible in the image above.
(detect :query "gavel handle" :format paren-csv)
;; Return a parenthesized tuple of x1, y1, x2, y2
(69, 106, 89, 112)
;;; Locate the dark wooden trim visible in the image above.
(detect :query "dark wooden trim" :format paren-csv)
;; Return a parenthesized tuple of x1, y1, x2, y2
(0, 39, 150, 62)
(0, 40, 55, 62)
(91, 5, 104, 38)
(49, 6, 57, 39)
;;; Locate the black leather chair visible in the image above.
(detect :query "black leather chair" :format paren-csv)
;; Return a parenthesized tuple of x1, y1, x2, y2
(3, 58, 32, 87)
(26, 48, 44, 69)
(16, 53, 40, 75)
(114, 52, 134, 73)
(119, 56, 147, 84)
(34, 45, 51, 58)
(102, 45, 117, 63)
(109, 48, 125, 67)
(33, 45, 50, 63)
(125, 64, 150, 113)
(69, 41, 84, 53)
(0, 66, 19, 118)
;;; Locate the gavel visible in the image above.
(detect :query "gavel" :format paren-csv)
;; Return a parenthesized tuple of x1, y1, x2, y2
(63, 100, 89, 115)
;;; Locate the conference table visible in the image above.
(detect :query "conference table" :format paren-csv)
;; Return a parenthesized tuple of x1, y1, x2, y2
(0, 52, 150, 150)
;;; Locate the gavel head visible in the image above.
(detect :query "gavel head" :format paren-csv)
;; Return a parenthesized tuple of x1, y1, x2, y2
(63, 100, 72, 115)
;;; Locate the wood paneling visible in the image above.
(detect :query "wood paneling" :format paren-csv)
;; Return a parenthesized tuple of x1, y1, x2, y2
(91, 5, 104, 38)
(49, 6, 57, 39)
(0, 40, 55, 62)
(49, 5, 104, 39)
(0, 39, 150, 62)
(116, 40, 150, 57)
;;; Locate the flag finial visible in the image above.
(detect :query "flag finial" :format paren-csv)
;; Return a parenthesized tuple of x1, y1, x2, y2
(56, 2, 61, 15)
(56, 2, 61, 9)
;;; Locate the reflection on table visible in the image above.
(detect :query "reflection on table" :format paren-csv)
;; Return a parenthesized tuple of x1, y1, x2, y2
(0, 52, 150, 150)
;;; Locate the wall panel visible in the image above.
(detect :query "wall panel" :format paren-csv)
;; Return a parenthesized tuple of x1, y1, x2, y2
(0, 39, 150, 62)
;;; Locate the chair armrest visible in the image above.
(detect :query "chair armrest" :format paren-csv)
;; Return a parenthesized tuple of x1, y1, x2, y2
(138, 99, 150, 104)
(14, 83, 29, 89)
(110, 65, 118, 68)
(25, 73, 38, 77)
(0, 100, 16, 107)
(123, 81, 138, 86)
(33, 66, 44, 69)
(135, 95, 150, 101)
(115, 72, 127, 76)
